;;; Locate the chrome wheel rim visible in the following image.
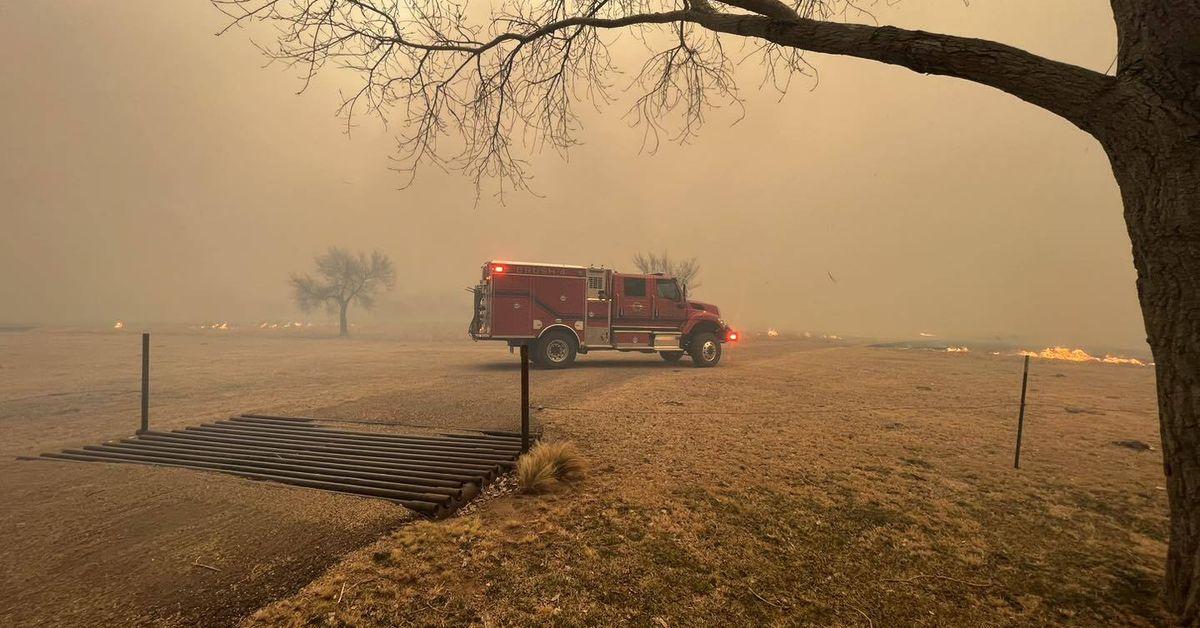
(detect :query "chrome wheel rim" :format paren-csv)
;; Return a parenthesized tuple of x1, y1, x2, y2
(546, 339, 570, 362)
(701, 340, 718, 362)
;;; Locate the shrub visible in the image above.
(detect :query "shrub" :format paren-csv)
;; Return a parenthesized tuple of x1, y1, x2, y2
(516, 441, 586, 494)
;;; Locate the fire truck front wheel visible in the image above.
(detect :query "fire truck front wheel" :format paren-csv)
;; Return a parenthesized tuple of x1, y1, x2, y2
(534, 330, 578, 368)
(688, 332, 722, 367)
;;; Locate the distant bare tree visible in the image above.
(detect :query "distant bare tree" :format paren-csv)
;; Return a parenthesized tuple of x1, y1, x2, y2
(290, 247, 395, 336)
(633, 252, 701, 292)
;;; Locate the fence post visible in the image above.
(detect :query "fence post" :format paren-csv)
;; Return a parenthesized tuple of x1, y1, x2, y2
(520, 344, 530, 453)
(1013, 354, 1030, 469)
(140, 332, 150, 434)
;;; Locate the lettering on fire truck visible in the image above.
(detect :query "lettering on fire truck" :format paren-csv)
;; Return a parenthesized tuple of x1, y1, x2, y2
(469, 261, 735, 368)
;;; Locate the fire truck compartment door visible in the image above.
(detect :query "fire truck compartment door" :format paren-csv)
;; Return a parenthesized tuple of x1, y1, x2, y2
(585, 299, 610, 347)
(491, 275, 533, 336)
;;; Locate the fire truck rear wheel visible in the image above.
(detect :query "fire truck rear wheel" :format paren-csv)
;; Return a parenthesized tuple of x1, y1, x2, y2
(689, 332, 721, 367)
(535, 330, 577, 368)
(660, 351, 684, 363)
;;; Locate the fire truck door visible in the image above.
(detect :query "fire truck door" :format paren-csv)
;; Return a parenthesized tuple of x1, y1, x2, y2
(615, 275, 651, 324)
(651, 278, 687, 326)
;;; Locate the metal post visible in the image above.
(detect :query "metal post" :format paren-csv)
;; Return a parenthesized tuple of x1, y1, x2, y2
(520, 344, 530, 453)
(140, 332, 150, 434)
(1013, 354, 1030, 469)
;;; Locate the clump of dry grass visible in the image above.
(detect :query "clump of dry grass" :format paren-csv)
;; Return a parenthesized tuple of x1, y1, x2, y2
(516, 441, 586, 493)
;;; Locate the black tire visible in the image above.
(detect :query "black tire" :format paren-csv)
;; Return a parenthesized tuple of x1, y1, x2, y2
(688, 332, 721, 367)
(534, 329, 578, 368)
(660, 351, 685, 363)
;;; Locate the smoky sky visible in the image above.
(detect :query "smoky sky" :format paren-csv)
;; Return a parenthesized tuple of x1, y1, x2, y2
(0, 1, 1143, 349)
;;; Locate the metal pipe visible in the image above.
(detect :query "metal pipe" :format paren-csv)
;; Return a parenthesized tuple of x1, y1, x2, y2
(1014, 354, 1031, 469)
(58, 448, 453, 502)
(41, 452, 444, 515)
(155, 429, 512, 469)
(116, 438, 488, 483)
(232, 416, 522, 448)
(218, 420, 520, 453)
(184, 425, 516, 464)
(140, 332, 149, 433)
(440, 432, 524, 443)
(521, 344, 530, 453)
(135, 431, 501, 473)
(133, 434, 499, 480)
(83, 444, 465, 492)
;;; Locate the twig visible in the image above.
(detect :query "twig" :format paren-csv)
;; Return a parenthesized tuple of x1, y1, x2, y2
(190, 560, 221, 572)
(336, 582, 347, 604)
(795, 469, 820, 487)
(850, 604, 874, 628)
(748, 586, 789, 609)
(884, 574, 993, 588)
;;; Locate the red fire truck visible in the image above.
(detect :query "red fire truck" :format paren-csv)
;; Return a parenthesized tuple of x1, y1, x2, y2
(468, 261, 736, 368)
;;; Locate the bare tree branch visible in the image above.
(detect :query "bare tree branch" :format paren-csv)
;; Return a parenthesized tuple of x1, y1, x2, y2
(212, 0, 1115, 197)
(633, 251, 702, 290)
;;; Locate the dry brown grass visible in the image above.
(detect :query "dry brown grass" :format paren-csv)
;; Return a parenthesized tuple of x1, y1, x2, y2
(241, 341, 1170, 627)
(516, 441, 586, 493)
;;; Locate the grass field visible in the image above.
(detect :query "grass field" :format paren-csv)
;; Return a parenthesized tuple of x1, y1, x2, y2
(0, 328, 1168, 626)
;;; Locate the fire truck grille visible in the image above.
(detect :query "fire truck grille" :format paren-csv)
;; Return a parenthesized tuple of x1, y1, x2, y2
(31, 414, 524, 518)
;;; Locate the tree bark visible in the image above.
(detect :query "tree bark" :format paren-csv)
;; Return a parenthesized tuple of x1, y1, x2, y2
(339, 302, 349, 337)
(1103, 104, 1200, 623)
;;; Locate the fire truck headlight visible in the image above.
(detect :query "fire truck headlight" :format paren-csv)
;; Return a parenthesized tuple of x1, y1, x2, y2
(727, 331, 739, 342)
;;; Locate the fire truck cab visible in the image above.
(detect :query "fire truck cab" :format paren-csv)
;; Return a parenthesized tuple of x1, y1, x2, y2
(469, 261, 736, 368)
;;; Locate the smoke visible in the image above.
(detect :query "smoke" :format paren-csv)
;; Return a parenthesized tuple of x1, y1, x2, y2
(0, 1, 1142, 350)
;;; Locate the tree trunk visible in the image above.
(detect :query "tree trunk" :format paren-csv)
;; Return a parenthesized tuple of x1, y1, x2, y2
(1104, 112, 1200, 623)
(339, 302, 349, 337)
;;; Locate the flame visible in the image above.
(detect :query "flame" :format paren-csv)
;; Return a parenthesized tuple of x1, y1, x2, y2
(1101, 355, 1147, 366)
(919, 332, 935, 337)
(766, 328, 780, 338)
(1019, 346, 1145, 366)
(945, 346, 969, 353)
(113, 320, 125, 330)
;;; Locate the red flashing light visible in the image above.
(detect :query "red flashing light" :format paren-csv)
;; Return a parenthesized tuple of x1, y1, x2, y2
(493, 265, 505, 273)
(727, 331, 739, 342)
